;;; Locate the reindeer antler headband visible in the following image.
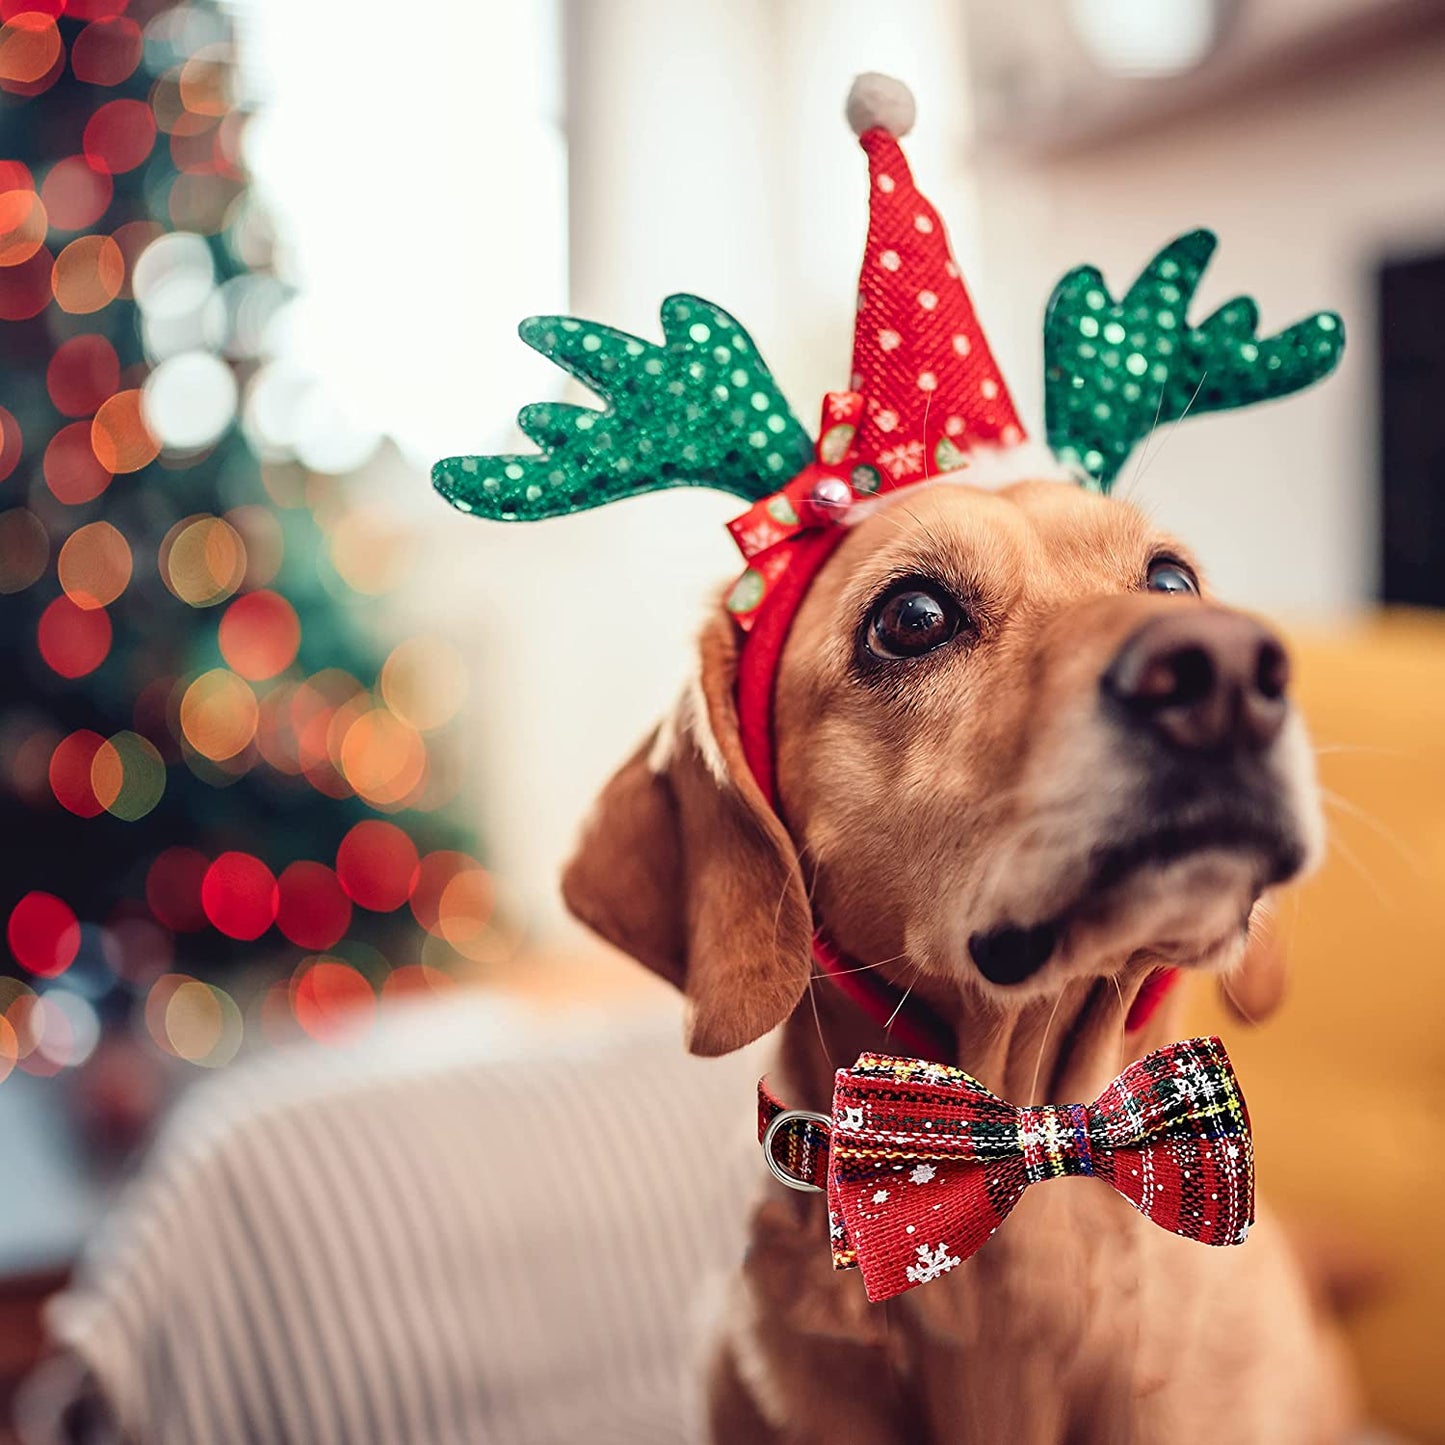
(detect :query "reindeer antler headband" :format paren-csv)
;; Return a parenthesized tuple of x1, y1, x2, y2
(432, 74, 1344, 1048)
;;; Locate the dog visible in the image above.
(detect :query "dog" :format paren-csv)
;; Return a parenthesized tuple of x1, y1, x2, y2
(561, 476, 1361, 1442)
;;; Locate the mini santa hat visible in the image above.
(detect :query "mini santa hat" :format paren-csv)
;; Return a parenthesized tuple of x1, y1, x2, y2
(846, 74, 1026, 476)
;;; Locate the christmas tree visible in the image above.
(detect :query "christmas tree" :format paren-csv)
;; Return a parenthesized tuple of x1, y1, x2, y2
(0, 0, 487, 1086)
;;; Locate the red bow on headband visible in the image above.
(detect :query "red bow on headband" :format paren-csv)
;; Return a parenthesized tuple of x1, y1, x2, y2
(759, 1036, 1253, 1303)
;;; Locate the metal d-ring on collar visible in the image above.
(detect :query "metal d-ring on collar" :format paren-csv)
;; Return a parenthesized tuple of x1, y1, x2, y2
(761, 1109, 831, 1193)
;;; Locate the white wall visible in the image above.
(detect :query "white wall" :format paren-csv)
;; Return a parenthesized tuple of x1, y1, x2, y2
(462, 0, 974, 932)
(970, 25, 1445, 618)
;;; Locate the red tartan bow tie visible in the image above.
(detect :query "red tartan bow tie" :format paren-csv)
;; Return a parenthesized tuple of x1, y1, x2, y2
(758, 1036, 1254, 1302)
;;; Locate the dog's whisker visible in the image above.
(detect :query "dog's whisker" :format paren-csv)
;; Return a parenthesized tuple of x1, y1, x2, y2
(1116, 377, 1170, 502)
(1028, 989, 1065, 1105)
(1320, 787, 1423, 873)
(1129, 368, 1209, 498)
(823, 951, 911, 978)
(882, 956, 926, 1034)
(1312, 742, 1402, 759)
(1324, 826, 1394, 912)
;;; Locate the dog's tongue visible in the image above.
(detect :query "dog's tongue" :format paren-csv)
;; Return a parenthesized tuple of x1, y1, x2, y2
(968, 923, 1059, 985)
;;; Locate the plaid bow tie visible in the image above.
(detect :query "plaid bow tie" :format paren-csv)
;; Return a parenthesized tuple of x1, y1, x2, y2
(758, 1036, 1254, 1302)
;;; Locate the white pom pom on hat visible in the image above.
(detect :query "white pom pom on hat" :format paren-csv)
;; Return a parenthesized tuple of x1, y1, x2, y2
(845, 73, 916, 139)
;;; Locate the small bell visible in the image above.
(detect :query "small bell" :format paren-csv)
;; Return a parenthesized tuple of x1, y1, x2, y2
(804, 475, 853, 525)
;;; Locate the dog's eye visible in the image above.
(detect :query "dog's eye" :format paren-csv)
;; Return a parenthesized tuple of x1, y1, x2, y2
(1146, 559, 1198, 596)
(866, 584, 963, 660)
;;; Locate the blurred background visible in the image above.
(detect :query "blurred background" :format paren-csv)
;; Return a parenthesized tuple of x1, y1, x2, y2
(0, 0, 1442, 1440)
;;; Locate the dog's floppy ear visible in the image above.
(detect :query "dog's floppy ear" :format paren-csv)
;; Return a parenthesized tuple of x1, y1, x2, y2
(1218, 899, 1288, 1025)
(562, 610, 813, 1055)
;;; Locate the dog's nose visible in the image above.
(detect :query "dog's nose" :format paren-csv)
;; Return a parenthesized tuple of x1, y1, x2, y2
(1103, 609, 1290, 752)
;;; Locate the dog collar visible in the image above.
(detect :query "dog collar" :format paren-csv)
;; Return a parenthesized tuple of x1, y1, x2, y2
(758, 1036, 1254, 1301)
(431, 74, 1343, 1051)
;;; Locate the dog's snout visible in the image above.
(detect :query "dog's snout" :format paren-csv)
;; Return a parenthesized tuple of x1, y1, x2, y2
(1104, 609, 1290, 752)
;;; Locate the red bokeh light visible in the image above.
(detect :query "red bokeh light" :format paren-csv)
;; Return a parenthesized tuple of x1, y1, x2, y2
(44, 421, 112, 503)
(41, 155, 112, 231)
(217, 589, 300, 681)
(291, 959, 375, 1043)
(37, 595, 111, 678)
(0, 1, 65, 18)
(7, 891, 80, 977)
(335, 821, 420, 912)
(409, 850, 488, 936)
(0, 404, 20, 482)
(201, 852, 278, 940)
(0, 12, 60, 88)
(46, 333, 118, 416)
(0, 244, 52, 319)
(381, 964, 457, 1001)
(0, 161, 32, 191)
(69, 16, 141, 86)
(67, 0, 131, 19)
(48, 728, 105, 817)
(83, 98, 155, 175)
(275, 861, 351, 951)
(145, 846, 210, 932)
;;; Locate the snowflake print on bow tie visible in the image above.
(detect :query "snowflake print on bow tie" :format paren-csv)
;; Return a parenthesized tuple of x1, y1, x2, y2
(758, 1036, 1254, 1302)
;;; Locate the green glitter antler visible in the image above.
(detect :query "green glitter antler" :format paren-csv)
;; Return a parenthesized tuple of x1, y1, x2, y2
(432, 295, 812, 521)
(1044, 229, 1345, 493)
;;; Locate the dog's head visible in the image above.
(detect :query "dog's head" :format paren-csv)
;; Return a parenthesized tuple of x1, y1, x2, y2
(564, 478, 1320, 1055)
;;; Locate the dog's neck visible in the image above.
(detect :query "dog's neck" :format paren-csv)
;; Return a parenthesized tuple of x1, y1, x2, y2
(776, 962, 1186, 1116)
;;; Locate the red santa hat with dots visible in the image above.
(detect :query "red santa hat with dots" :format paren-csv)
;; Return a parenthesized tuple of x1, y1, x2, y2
(729, 74, 1061, 809)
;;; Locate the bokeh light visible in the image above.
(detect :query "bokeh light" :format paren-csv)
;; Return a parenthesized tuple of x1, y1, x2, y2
(84, 98, 157, 176)
(37, 595, 111, 677)
(92, 387, 159, 471)
(159, 513, 245, 605)
(290, 957, 374, 1043)
(381, 636, 467, 732)
(100, 916, 172, 988)
(335, 820, 418, 911)
(90, 730, 165, 820)
(58, 520, 131, 608)
(327, 506, 413, 594)
(0, 507, 46, 593)
(7, 891, 79, 977)
(145, 846, 209, 932)
(338, 707, 426, 807)
(0, 1012, 16, 1085)
(44, 421, 112, 503)
(217, 588, 298, 680)
(178, 667, 257, 761)
(33, 988, 100, 1070)
(201, 851, 277, 940)
(409, 851, 491, 938)
(160, 978, 243, 1066)
(49, 728, 105, 817)
(436, 868, 499, 962)
(0, 13, 61, 87)
(111, 218, 164, 299)
(381, 964, 457, 1002)
(275, 860, 350, 950)
(70, 16, 142, 86)
(0, 244, 53, 318)
(0, 404, 20, 482)
(142, 348, 237, 450)
(225, 504, 283, 586)
(47, 334, 119, 417)
(0, 186, 45, 265)
(52, 233, 124, 314)
(40, 156, 111, 232)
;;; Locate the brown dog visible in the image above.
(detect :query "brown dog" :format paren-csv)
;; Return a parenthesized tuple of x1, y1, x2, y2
(563, 476, 1359, 1443)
